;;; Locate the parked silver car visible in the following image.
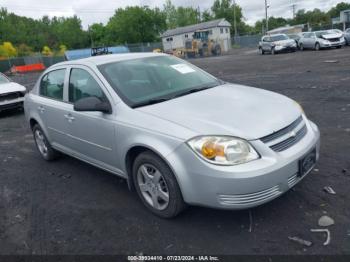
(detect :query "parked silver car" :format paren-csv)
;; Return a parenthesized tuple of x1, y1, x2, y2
(299, 31, 345, 50)
(0, 72, 26, 112)
(344, 28, 350, 45)
(259, 34, 297, 55)
(24, 53, 320, 218)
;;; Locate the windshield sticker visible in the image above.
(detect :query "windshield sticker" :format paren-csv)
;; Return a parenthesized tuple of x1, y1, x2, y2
(171, 64, 195, 74)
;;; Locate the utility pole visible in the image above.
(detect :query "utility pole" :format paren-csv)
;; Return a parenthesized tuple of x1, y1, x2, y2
(265, 0, 269, 33)
(233, 0, 238, 37)
(88, 25, 94, 48)
(292, 4, 296, 19)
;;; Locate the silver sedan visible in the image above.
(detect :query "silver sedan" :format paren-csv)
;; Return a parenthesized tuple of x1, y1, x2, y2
(24, 53, 320, 218)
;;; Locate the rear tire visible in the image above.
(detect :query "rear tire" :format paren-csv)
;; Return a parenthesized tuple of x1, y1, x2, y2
(132, 151, 186, 218)
(32, 124, 59, 161)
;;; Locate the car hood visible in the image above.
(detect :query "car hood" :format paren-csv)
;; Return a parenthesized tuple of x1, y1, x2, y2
(0, 82, 26, 94)
(137, 84, 301, 140)
(321, 33, 342, 39)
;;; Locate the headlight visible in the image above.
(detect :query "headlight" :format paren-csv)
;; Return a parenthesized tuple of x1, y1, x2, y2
(187, 136, 259, 166)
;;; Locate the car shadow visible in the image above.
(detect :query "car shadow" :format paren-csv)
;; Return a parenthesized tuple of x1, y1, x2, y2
(0, 108, 24, 118)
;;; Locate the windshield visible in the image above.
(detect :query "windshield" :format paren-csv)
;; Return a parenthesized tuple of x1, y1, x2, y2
(0, 74, 10, 84)
(271, 35, 289, 41)
(98, 56, 220, 108)
(315, 31, 328, 38)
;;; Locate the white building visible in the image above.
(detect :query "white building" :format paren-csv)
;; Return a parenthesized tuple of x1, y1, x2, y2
(161, 19, 232, 52)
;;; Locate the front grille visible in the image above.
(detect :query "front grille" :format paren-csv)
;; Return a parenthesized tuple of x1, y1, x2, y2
(328, 38, 340, 42)
(218, 185, 282, 206)
(260, 116, 307, 152)
(0, 92, 22, 102)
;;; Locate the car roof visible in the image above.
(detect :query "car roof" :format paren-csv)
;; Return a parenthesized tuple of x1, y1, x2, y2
(52, 52, 168, 68)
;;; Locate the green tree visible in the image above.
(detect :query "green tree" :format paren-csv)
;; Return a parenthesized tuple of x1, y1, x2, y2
(106, 6, 166, 44)
(328, 2, 350, 18)
(211, 0, 249, 35)
(89, 23, 108, 46)
(17, 43, 33, 56)
(201, 10, 214, 22)
(163, 0, 200, 29)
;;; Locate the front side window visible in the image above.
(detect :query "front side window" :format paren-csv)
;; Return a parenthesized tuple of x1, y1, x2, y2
(69, 68, 106, 103)
(40, 69, 65, 100)
(98, 56, 220, 108)
(0, 73, 10, 84)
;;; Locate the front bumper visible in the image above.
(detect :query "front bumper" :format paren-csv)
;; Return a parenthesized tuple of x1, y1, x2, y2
(0, 97, 24, 111)
(320, 41, 342, 48)
(166, 118, 320, 209)
(275, 45, 297, 53)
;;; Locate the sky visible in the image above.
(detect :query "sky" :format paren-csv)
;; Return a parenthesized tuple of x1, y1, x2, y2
(1, 0, 346, 29)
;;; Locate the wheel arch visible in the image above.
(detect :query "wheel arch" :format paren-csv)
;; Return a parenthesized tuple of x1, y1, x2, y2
(124, 144, 182, 194)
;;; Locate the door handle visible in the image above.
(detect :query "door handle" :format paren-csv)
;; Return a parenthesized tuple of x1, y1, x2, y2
(64, 114, 75, 122)
(37, 106, 45, 113)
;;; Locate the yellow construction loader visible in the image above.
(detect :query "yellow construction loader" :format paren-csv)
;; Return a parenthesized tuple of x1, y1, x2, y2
(183, 30, 222, 58)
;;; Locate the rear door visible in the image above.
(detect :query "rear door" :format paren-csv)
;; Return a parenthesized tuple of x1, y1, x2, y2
(64, 66, 117, 168)
(36, 68, 72, 149)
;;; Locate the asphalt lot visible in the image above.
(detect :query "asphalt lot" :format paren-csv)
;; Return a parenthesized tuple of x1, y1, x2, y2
(1, 47, 350, 255)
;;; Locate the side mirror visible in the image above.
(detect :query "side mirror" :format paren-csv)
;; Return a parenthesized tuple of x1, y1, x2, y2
(74, 97, 112, 114)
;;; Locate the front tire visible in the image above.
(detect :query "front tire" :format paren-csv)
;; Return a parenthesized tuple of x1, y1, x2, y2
(271, 47, 276, 55)
(259, 48, 264, 55)
(315, 43, 320, 51)
(32, 124, 59, 161)
(133, 151, 186, 218)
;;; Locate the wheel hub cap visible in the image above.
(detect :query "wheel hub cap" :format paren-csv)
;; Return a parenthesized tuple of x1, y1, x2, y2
(137, 164, 169, 210)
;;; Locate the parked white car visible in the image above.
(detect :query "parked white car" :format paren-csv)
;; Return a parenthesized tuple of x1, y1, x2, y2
(0, 73, 26, 112)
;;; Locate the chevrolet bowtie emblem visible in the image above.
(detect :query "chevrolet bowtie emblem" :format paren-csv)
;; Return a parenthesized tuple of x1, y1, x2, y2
(289, 131, 297, 137)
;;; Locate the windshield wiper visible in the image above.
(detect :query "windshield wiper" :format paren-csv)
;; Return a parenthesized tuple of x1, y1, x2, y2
(132, 98, 169, 108)
(172, 85, 218, 99)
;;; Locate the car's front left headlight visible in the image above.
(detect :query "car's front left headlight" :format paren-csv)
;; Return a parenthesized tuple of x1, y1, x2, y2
(187, 136, 260, 166)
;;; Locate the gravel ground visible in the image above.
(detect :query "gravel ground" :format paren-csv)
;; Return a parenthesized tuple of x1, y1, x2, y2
(1, 47, 349, 255)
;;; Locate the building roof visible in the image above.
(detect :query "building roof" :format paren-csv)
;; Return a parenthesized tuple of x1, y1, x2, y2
(161, 19, 231, 38)
(65, 46, 129, 61)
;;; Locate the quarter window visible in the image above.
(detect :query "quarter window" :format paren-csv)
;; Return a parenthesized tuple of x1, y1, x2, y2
(40, 69, 65, 100)
(69, 68, 106, 103)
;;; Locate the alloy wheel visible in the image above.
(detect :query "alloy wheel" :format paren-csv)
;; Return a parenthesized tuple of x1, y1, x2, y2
(34, 129, 48, 157)
(137, 164, 170, 210)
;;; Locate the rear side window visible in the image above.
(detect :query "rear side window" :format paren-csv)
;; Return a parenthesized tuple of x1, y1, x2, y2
(40, 69, 65, 100)
(69, 68, 107, 103)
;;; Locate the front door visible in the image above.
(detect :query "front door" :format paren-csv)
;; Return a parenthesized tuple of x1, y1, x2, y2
(64, 66, 117, 169)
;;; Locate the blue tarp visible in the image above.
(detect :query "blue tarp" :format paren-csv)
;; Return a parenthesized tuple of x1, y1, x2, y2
(65, 46, 130, 60)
